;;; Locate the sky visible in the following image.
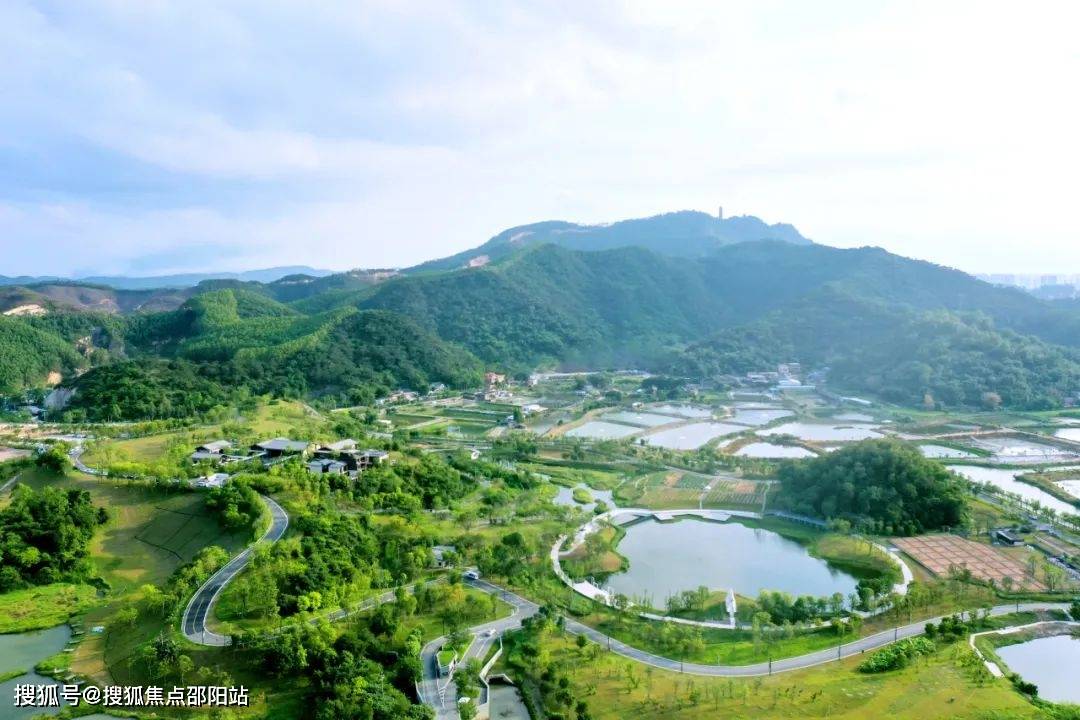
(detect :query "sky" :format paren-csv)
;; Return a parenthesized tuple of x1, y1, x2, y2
(2, 1, 1079, 278)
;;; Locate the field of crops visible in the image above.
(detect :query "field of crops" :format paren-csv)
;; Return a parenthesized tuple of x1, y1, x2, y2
(700, 478, 771, 509)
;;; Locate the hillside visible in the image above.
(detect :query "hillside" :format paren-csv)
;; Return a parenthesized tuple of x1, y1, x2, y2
(0, 282, 194, 315)
(5, 229, 1080, 414)
(410, 210, 810, 272)
(62, 289, 482, 420)
(675, 286, 1080, 409)
(364, 244, 733, 368)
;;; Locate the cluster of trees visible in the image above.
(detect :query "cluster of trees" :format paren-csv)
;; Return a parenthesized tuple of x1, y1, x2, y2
(227, 509, 433, 620)
(776, 440, 970, 534)
(63, 359, 238, 421)
(503, 606, 595, 720)
(0, 485, 107, 590)
(244, 581, 491, 719)
(205, 482, 265, 538)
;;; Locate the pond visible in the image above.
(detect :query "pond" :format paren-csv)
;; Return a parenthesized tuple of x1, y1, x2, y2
(758, 422, 883, 442)
(0, 624, 72, 719)
(1055, 428, 1080, 442)
(644, 422, 746, 450)
(1057, 479, 1080, 499)
(733, 442, 816, 459)
(552, 484, 615, 512)
(728, 408, 793, 426)
(602, 411, 679, 428)
(966, 436, 1078, 464)
(603, 519, 858, 604)
(997, 634, 1080, 704)
(948, 465, 1078, 516)
(565, 421, 640, 440)
(918, 444, 977, 459)
(649, 404, 714, 419)
(832, 412, 875, 422)
(488, 683, 530, 720)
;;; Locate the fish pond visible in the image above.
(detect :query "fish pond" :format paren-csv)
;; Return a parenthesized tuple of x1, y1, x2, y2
(733, 442, 816, 459)
(758, 422, 883, 443)
(565, 421, 640, 440)
(644, 422, 746, 450)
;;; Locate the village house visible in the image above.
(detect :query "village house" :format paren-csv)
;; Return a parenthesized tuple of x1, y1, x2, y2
(193, 473, 230, 489)
(189, 440, 233, 463)
(252, 438, 310, 459)
(307, 458, 347, 475)
(431, 544, 457, 568)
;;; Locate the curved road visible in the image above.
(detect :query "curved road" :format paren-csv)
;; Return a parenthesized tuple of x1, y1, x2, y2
(455, 581, 1069, 678)
(181, 494, 289, 646)
(64, 446, 1078, 680)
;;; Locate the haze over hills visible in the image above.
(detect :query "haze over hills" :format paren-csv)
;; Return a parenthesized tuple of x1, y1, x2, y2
(4, 209, 1080, 415)
(0, 265, 334, 291)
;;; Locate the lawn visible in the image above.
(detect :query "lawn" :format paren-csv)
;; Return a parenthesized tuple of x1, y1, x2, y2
(9, 468, 248, 687)
(0, 583, 99, 633)
(533, 633, 1049, 720)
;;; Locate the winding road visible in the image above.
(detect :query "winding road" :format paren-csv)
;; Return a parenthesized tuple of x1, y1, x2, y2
(181, 494, 289, 646)
(128, 468, 1067, 703)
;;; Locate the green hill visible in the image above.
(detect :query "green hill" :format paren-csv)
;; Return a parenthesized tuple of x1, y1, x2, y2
(410, 210, 809, 273)
(6, 228, 1080, 416)
(0, 316, 86, 393)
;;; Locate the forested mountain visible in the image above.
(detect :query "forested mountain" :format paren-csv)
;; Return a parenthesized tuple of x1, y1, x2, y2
(5, 217, 1080, 416)
(63, 291, 482, 420)
(409, 210, 809, 272)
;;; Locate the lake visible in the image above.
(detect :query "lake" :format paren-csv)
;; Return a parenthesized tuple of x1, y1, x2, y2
(733, 442, 816, 459)
(997, 634, 1080, 704)
(948, 465, 1078, 516)
(603, 519, 858, 604)
(758, 422, 883, 442)
(0, 624, 72, 719)
(565, 421, 640, 440)
(644, 422, 746, 450)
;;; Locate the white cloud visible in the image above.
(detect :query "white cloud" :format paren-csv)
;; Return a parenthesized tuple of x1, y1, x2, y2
(1, 0, 1079, 276)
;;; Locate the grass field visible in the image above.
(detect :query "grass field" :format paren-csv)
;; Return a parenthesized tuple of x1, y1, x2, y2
(8, 468, 248, 689)
(0, 583, 99, 633)
(527, 632, 1050, 719)
(82, 400, 317, 467)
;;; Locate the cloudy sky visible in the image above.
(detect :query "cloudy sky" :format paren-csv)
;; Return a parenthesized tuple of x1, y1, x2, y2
(2, 1, 1079, 277)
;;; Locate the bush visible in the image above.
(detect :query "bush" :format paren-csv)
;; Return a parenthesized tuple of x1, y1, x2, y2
(858, 637, 936, 673)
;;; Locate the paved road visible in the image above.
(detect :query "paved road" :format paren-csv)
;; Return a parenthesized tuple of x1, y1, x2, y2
(70, 445, 105, 476)
(0, 471, 23, 495)
(181, 494, 289, 646)
(449, 580, 1070, 678)
(417, 579, 540, 720)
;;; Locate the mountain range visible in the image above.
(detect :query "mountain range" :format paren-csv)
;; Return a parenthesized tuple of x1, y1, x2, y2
(3, 210, 1080, 416)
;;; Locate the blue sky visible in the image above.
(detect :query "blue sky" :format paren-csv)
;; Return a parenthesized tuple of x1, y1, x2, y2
(2, 1, 1079, 277)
